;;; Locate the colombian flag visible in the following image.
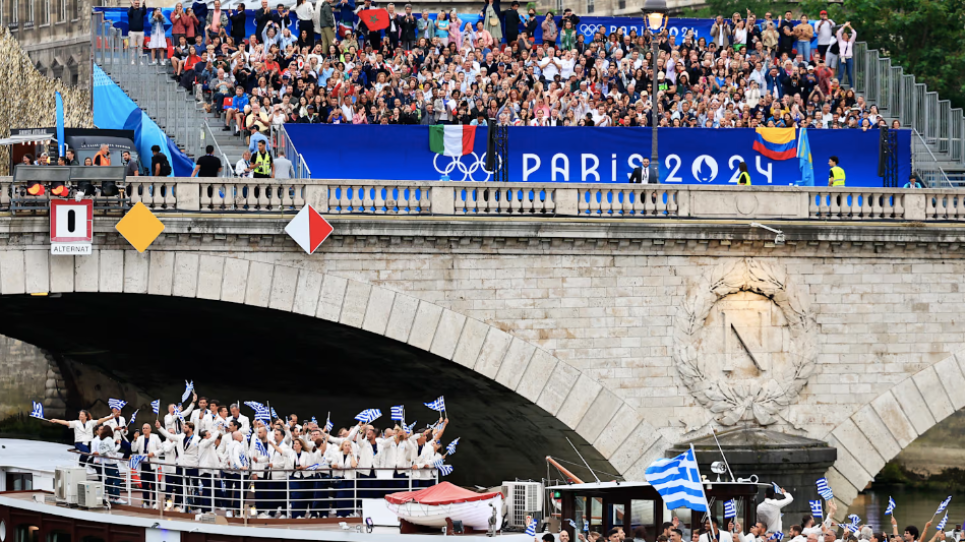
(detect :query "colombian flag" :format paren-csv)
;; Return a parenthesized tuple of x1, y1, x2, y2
(753, 128, 797, 161)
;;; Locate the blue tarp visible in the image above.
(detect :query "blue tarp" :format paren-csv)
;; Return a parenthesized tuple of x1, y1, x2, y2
(92, 65, 194, 177)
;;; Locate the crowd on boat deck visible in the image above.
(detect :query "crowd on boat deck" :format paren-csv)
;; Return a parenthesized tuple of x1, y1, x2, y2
(45, 390, 453, 519)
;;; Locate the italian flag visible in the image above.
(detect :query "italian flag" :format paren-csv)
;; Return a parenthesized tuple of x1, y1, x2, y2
(429, 125, 476, 156)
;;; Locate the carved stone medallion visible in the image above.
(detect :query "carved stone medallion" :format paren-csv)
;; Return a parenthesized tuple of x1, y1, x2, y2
(673, 259, 818, 426)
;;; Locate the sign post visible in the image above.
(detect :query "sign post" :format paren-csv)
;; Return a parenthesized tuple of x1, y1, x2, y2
(50, 199, 93, 255)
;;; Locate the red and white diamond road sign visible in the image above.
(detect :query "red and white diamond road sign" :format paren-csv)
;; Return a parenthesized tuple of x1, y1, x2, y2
(285, 204, 333, 254)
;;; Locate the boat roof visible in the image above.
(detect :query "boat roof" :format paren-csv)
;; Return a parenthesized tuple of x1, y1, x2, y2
(546, 481, 770, 491)
(0, 438, 77, 473)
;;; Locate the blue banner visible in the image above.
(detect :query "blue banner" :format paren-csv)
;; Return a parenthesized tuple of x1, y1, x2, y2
(286, 125, 910, 187)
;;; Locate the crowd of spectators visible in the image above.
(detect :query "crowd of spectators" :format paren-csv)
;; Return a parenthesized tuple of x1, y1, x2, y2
(124, 0, 896, 141)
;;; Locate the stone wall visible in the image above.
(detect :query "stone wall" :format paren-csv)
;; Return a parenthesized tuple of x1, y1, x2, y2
(0, 337, 65, 420)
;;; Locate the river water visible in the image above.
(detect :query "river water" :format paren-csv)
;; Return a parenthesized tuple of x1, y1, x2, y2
(850, 488, 965, 533)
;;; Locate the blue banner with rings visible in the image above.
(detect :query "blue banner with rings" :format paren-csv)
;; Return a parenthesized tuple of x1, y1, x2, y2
(285, 124, 910, 187)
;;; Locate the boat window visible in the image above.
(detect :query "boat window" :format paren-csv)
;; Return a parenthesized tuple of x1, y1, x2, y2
(609, 503, 626, 532)
(5, 473, 33, 491)
(14, 525, 38, 542)
(46, 531, 70, 542)
(590, 497, 604, 532)
(630, 499, 657, 537)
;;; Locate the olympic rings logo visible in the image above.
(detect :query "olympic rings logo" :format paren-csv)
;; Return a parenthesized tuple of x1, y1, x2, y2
(432, 152, 501, 182)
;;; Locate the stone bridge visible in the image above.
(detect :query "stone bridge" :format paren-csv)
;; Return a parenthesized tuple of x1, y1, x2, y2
(3, 177, 965, 516)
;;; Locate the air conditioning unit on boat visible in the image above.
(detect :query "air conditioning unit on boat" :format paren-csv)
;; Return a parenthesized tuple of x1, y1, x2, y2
(77, 481, 105, 509)
(54, 466, 89, 504)
(504, 481, 543, 529)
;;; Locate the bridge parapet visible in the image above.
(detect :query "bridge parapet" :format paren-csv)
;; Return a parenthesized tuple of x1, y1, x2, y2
(2, 177, 962, 221)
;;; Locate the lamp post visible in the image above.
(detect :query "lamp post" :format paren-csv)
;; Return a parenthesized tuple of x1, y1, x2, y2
(643, 0, 667, 182)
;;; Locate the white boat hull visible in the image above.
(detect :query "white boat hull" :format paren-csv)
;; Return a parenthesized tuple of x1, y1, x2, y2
(386, 494, 503, 531)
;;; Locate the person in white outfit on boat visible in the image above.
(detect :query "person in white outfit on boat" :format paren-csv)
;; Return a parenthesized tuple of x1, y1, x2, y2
(757, 486, 794, 535)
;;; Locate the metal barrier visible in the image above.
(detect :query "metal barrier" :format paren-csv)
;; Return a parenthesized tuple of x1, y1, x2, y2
(912, 130, 954, 188)
(72, 448, 440, 522)
(202, 121, 233, 178)
(854, 42, 965, 175)
(272, 125, 312, 179)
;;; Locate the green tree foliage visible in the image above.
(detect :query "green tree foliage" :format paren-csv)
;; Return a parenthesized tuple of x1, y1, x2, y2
(690, 0, 965, 109)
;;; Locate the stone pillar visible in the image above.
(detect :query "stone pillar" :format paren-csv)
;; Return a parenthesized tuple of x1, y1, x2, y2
(43, 354, 67, 419)
(175, 181, 201, 211)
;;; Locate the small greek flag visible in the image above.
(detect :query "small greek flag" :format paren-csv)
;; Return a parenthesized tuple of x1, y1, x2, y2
(29, 401, 44, 419)
(129, 409, 139, 427)
(446, 437, 460, 456)
(770, 533, 784, 541)
(173, 405, 185, 424)
(810, 500, 823, 518)
(425, 396, 446, 412)
(355, 409, 382, 423)
(405, 420, 417, 434)
(108, 398, 127, 411)
(816, 477, 834, 500)
(566, 519, 577, 530)
(151, 400, 160, 414)
(724, 499, 737, 518)
(311, 416, 318, 425)
(255, 439, 268, 457)
(238, 453, 248, 468)
(885, 496, 896, 516)
(129, 454, 147, 470)
(583, 520, 589, 532)
(306, 464, 321, 471)
(432, 458, 453, 476)
(181, 380, 194, 403)
(937, 512, 948, 531)
(391, 405, 405, 421)
(936, 496, 952, 515)
(245, 401, 271, 424)
(772, 482, 781, 493)
(524, 518, 539, 537)
(270, 407, 278, 420)
(845, 515, 860, 532)
(324, 417, 333, 432)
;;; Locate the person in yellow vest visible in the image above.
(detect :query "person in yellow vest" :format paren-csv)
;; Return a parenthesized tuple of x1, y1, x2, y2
(828, 156, 845, 187)
(252, 138, 274, 179)
(737, 162, 752, 186)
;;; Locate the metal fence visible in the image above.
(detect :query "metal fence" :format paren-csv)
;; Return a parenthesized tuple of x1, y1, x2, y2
(854, 42, 965, 185)
(271, 125, 312, 179)
(73, 449, 440, 522)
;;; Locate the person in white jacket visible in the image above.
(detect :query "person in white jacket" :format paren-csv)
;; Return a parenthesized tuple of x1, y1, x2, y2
(290, 438, 313, 518)
(266, 427, 293, 517)
(331, 439, 358, 517)
(197, 429, 223, 513)
(95, 426, 125, 504)
(131, 423, 164, 508)
(248, 425, 273, 516)
(757, 486, 794, 535)
(228, 403, 251, 436)
(48, 410, 115, 470)
(225, 431, 249, 514)
(156, 420, 201, 509)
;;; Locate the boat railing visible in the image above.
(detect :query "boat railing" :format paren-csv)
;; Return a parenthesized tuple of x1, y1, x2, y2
(68, 448, 440, 523)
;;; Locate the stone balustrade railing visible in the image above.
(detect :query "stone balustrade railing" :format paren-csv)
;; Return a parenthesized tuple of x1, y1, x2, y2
(0, 177, 958, 221)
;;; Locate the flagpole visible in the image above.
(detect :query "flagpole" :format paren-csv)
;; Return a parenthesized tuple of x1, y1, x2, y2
(690, 444, 715, 539)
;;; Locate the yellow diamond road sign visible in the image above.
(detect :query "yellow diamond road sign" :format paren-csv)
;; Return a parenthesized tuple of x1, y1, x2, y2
(116, 202, 165, 253)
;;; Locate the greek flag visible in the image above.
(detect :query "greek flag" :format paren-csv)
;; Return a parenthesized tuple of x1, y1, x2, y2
(772, 482, 781, 493)
(324, 417, 333, 433)
(151, 400, 160, 414)
(936, 496, 952, 515)
(355, 409, 382, 423)
(108, 398, 127, 411)
(270, 407, 279, 420)
(129, 454, 147, 471)
(770, 533, 784, 541)
(937, 512, 948, 531)
(306, 464, 321, 471)
(405, 420, 417, 434)
(446, 437, 460, 456)
(245, 401, 271, 424)
(432, 458, 453, 476)
(255, 439, 268, 457)
(524, 518, 539, 537)
(238, 453, 249, 468)
(844, 515, 860, 532)
(643, 447, 708, 512)
(173, 405, 185, 424)
(181, 380, 194, 403)
(816, 478, 834, 500)
(29, 401, 44, 419)
(391, 405, 405, 421)
(584, 520, 589, 532)
(885, 497, 896, 516)
(809, 500, 823, 518)
(566, 519, 577, 530)
(724, 499, 737, 518)
(425, 396, 446, 412)
(129, 409, 139, 427)
(311, 416, 318, 425)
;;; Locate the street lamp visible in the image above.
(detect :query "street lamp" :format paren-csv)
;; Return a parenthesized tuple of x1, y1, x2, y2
(643, 0, 667, 182)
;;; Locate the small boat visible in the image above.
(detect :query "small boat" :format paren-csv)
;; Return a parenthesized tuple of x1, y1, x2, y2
(385, 482, 503, 531)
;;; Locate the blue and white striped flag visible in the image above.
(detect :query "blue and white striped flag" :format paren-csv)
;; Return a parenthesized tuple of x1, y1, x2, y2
(643, 447, 708, 512)
(724, 499, 737, 518)
(566, 519, 577, 530)
(151, 400, 160, 414)
(128, 409, 139, 427)
(845, 514, 860, 532)
(306, 464, 321, 471)
(29, 401, 44, 420)
(324, 417, 333, 433)
(391, 405, 405, 421)
(311, 416, 318, 425)
(936, 496, 952, 515)
(238, 453, 249, 468)
(524, 518, 539, 537)
(936, 512, 948, 531)
(772, 482, 781, 493)
(885, 496, 896, 516)
(816, 478, 834, 500)
(129, 454, 147, 471)
(355, 409, 382, 423)
(173, 405, 185, 424)
(245, 401, 271, 424)
(583, 520, 589, 532)
(770, 533, 784, 541)
(809, 500, 823, 518)
(425, 396, 446, 412)
(108, 398, 127, 411)
(432, 458, 453, 476)
(405, 420, 417, 434)
(255, 439, 268, 457)
(446, 437, 460, 456)
(181, 380, 194, 403)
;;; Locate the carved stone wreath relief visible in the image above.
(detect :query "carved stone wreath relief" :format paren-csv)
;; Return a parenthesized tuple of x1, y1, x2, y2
(673, 259, 818, 426)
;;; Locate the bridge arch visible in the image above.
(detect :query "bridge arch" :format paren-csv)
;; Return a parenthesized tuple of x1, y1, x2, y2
(819, 350, 965, 515)
(0, 248, 662, 480)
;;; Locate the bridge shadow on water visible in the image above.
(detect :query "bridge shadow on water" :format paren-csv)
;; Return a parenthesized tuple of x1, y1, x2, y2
(0, 292, 614, 486)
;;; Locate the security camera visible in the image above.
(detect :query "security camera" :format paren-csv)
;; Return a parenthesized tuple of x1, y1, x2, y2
(750, 222, 785, 245)
(775, 233, 786, 245)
